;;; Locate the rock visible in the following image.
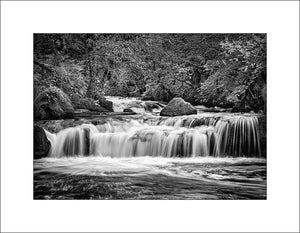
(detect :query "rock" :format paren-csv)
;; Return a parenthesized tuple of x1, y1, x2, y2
(258, 115, 267, 157)
(75, 98, 109, 112)
(98, 98, 113, 112)
(34, 125, 51, 159)
(34, 86, 74, 120)
(83, 128, 90, 156)
(144, 101, 165, 112)
(160, 98, 197, 116)
(123, 108, 136, 114)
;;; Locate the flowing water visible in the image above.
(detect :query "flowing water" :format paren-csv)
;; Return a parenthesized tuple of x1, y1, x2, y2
(34, 96, 266, 200)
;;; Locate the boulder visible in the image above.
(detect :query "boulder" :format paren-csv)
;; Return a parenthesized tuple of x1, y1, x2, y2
(34, 125, 51, 159)
(123, 108, 136, 114)
(160, 97, 197, 116)
(34, 86, 74, 120)
(144, 101, 165, 112)
(98, 98, 113, 112)
(75, 98, 109, 112)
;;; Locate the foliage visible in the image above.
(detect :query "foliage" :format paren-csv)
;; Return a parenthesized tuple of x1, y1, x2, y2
(34, 33, 266, 112)
(34, 86, 74, 119)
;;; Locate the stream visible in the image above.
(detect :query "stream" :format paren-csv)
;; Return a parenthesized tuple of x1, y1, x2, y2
(34, 96, 266, 200)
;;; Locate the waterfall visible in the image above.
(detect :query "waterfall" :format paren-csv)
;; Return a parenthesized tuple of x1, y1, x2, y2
(46, 114, 262, 158)
(158, 114, 261, 157)
(48, 124, 98, 157)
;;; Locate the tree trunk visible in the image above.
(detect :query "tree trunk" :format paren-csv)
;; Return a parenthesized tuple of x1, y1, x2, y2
(85, 58, 95, 98)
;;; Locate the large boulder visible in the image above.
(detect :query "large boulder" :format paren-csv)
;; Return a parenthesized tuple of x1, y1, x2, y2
(34, 86, 74, 120)
(34, 125, 51, 159)
(160, 97, 197, 116)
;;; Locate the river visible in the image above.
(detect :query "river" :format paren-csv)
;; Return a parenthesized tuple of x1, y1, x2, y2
(34, 96, 266, 200)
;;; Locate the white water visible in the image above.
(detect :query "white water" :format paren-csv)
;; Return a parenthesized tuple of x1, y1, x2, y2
(36, 97, 266, 199)
(105, 96, 165, 113)
(45, 113, 261, 158)
(35, 156, 266, 180)
(34, 155, 266, 199)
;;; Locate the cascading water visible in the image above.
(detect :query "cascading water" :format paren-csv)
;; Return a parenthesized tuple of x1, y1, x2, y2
(158, 113, 262, 157)
(35, 97, 266, 200)
(47, 124, 98, 157)
(105, 96, 165, 114)
(46, 114, 262, 158)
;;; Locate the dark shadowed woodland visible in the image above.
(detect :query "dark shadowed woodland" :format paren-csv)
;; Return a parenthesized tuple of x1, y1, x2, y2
(34, 34, 266, 118)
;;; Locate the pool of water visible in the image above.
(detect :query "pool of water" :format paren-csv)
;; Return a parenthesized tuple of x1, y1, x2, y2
(34, 156, 266, 200)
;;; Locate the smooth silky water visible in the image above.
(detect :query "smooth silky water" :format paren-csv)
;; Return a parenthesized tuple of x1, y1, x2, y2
(34, 97, 266, 200)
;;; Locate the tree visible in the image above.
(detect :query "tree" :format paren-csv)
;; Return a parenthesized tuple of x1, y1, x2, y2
(34, 33, 266, 112)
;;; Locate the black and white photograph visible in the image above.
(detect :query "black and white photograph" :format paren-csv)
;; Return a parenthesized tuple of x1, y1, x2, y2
(33, 33, 267, 200)
(1, 1, 299, 232)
